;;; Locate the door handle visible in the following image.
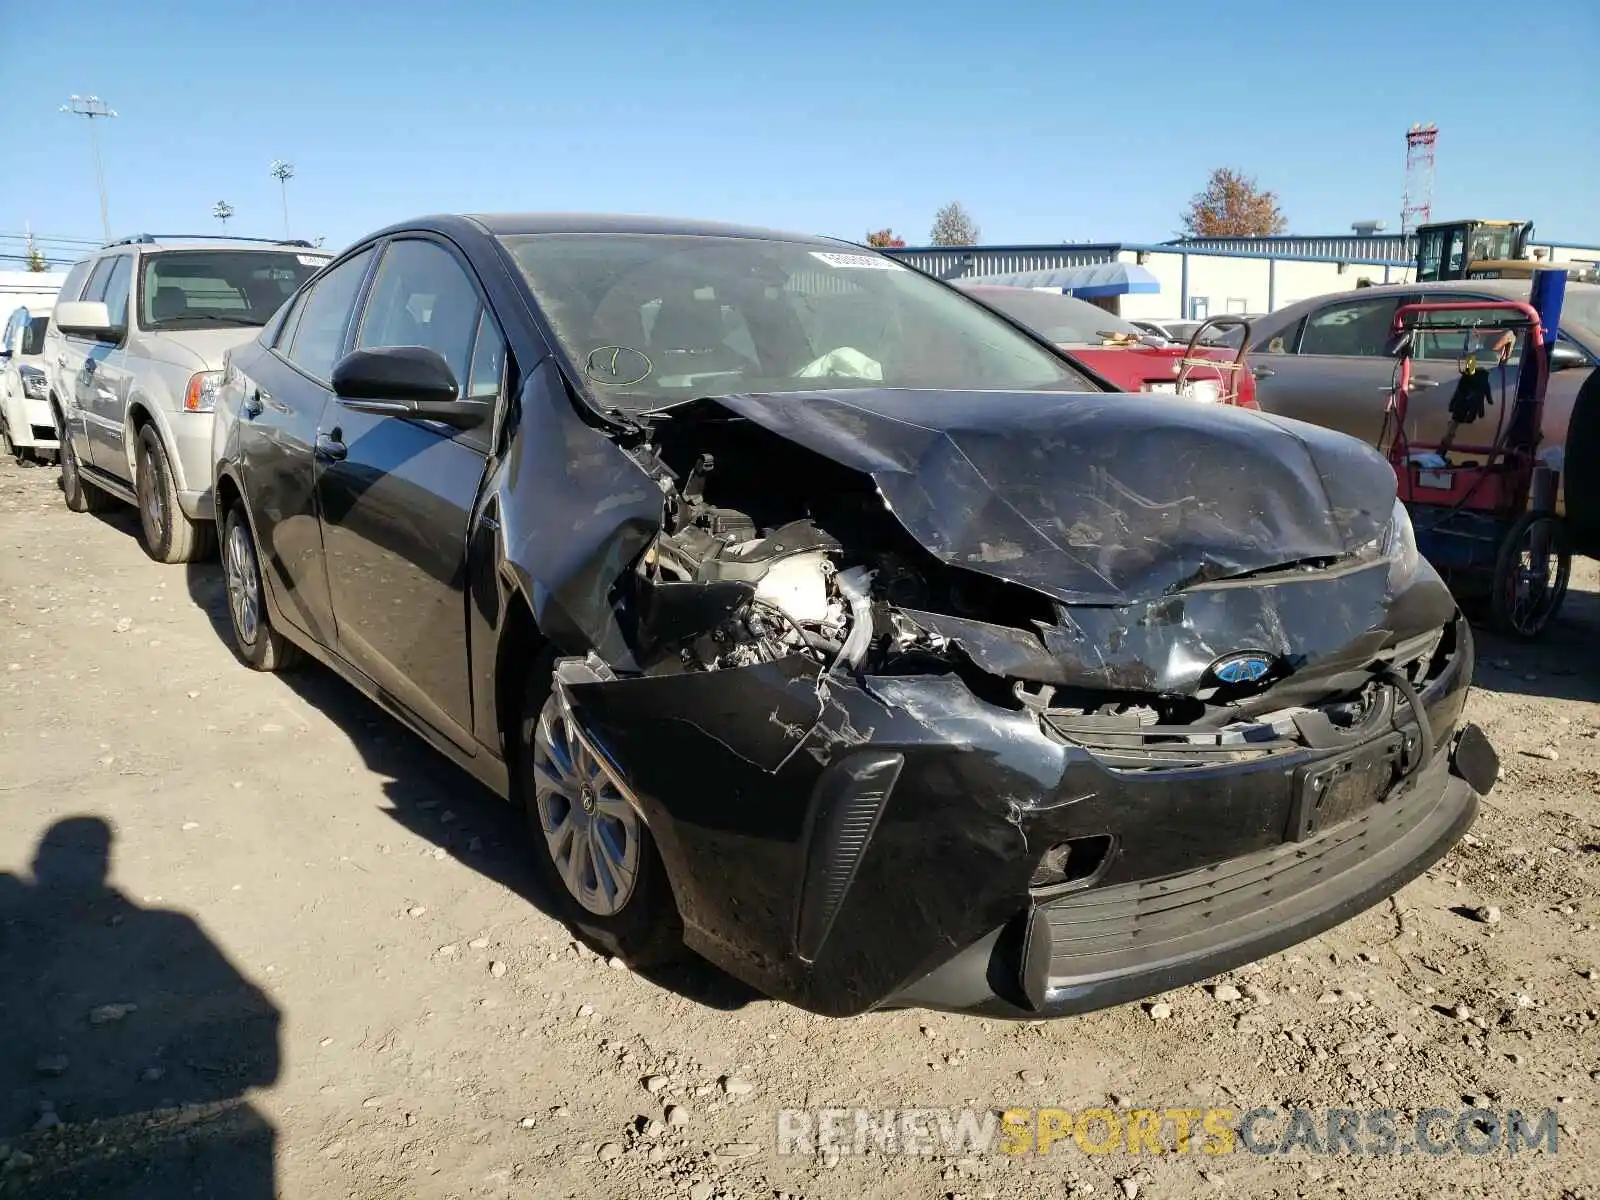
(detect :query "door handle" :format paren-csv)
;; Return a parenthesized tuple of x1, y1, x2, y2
(242, 391, 264, 419)
(315, 433, 347, 462)
(1250, 366, 1276, 380)
(56, 355, 67, 368)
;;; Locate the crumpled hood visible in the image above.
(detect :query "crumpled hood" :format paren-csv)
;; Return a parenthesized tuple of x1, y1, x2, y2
(711, 388, 1395, 605)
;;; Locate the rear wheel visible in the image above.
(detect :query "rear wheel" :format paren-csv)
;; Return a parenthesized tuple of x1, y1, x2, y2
(517, 664, 682, 965)
(58, 413, 115, 513)
(135, 425, 214, 563)
(0, 416, 23, 464)
(221, 504, 301, 671)
(1490, 512, 1570, 639)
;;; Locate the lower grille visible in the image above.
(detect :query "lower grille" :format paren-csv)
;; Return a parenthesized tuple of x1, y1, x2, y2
(1020, 764, 1459, 1004)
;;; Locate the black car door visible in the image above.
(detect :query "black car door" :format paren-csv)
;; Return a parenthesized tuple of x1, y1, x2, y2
(240, 247, 376, 647)
(315, 236, 506, 753)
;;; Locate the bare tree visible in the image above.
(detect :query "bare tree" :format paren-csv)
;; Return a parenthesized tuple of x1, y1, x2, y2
(929, 202, 980, 246)
(1181, 168, 1287, 237)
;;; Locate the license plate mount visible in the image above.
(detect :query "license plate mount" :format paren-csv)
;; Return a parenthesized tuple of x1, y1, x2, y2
(1287, 732, 1405, 842)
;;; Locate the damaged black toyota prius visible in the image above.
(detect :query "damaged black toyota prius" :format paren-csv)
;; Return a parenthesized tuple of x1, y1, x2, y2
(211, 214, 1498, 1019)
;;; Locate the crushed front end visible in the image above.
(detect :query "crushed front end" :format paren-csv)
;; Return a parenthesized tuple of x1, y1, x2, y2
(535, 387, 1497, 1018)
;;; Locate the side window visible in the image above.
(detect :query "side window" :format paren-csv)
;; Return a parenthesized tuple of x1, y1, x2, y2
(275, 289, 310, 350)
(58, 260, 93, 303)
(80, 257, 117, 303)
(465, 311, 507, 401)
(1414, 297, 1524, 365)
(101, 256, 133, 331)
(356, 239, 482, 388)
(1254, 316, 1305, 356)
(2, 309, 19, 353)
(1297, 297, 1401, 357)
(285, 249, 375, 382)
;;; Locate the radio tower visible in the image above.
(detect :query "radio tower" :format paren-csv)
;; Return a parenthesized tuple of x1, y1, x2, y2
(1401, 122, 1437, 236)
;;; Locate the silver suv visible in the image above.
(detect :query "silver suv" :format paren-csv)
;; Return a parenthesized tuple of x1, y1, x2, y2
(46, 236, 330, 561)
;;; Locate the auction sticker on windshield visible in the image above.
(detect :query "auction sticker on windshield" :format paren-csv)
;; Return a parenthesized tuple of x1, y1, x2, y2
(810, 252, 902, 270)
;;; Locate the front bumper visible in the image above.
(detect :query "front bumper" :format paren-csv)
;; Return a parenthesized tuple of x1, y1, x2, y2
(7, 397, 58, 449)
(563, 608, 1485, 1019)
(893, 737, 1482, 1017)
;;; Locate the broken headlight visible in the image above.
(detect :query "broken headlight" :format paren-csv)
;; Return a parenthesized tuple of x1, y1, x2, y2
(1380, 498, 1422, 589)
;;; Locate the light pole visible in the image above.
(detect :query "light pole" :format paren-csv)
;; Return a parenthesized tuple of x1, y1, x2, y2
(270, 160, 295, 239)
(213, 201, 234, 230)
(60, 95, 117, 242)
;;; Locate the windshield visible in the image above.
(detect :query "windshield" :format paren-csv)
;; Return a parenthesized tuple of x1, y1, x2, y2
(500, 234, 1096, 411)
(959, 285, 1145, 346)
(140, 250, 329, 330)
(22, 316, 49, 356)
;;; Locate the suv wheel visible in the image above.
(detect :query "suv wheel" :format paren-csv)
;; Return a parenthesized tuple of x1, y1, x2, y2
(135, 425, 214, 563)
(0, 417, 22, 464)
(518, 665, 683, 966)
(58, 413, 115, 513)
(221, 503, 301, 672)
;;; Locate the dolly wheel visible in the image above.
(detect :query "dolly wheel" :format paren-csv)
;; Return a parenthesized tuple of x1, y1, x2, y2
(1490, 513, 1571, 639)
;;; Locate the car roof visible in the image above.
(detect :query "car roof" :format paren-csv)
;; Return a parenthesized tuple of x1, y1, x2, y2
(91, 238, 323, 257)
(1296, 278, 1600, 302)
(463, 212, 850, 247)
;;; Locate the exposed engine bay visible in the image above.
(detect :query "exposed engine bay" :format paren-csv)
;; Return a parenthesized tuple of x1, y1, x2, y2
(626, 407, 1056, 693)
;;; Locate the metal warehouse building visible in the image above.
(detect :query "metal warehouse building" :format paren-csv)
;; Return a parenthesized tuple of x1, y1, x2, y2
(884, 233, 1600, 322)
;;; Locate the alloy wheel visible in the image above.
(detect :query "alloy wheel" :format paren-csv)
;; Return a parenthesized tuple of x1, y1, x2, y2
(531, 693, 641, 916)
(137, 442, 166, 545)
(224, 518, 262, 647)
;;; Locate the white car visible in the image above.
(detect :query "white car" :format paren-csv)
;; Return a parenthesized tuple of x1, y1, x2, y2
(0, 304, 58, 462)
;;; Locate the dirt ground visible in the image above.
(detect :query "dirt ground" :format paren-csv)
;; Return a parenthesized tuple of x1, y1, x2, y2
(0, 452, 1596, 1200)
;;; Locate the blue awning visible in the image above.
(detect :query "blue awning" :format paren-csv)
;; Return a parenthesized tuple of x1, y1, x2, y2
(961, 262, 1161, 298)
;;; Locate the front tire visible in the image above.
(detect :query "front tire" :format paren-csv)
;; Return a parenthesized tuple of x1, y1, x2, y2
(1, 415, 23, 464)
(221, 504, 301, 672)
(58, 413, 115, 513)
(517, 665, 682, 965)
(136, 425, 214, 563)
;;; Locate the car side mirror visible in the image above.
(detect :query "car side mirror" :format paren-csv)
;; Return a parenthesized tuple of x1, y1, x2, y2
(331, 346, 485, 429)
(1549, 342, 1590, 372)
(54, 301, 118, 340)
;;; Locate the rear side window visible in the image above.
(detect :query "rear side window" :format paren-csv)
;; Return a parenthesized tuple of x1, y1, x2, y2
(57, 259, 93, 303)
(1297, 297, 1401, 357)
(285, 249, 375, 383)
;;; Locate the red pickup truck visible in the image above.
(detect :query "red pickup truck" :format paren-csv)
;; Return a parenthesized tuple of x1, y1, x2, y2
(958, 284, 1258, 409)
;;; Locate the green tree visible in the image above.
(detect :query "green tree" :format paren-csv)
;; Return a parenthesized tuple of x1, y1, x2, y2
(1181, 168, 1287, 237)
(24, 237, 48, 272)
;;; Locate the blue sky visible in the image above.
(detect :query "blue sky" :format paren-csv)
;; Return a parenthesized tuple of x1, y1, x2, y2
(4, 0, 1596, 263)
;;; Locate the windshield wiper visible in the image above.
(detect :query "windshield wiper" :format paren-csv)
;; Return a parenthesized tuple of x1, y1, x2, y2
(158, 314, 261, 327)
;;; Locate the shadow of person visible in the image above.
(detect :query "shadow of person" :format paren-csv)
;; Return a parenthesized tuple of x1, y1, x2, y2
(0, 817, 280, 1199)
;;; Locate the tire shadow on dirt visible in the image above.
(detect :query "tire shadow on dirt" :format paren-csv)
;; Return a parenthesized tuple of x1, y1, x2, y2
(0, 817, 280, 1199)
(178, 560, 760, 1015)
